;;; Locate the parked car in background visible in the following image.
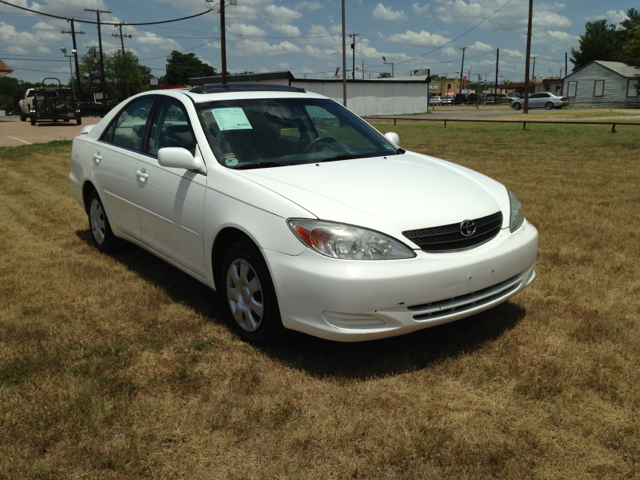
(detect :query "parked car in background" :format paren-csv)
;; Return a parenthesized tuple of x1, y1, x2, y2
(486, 93, 516, 104)
(511, 92, 569, 110)
(441, 95, 454, 105)
(428, 96, 441, 105)
(467, 93, 482, 104)
(18, 88, 36, 121)
(70, 84, 537, 344)
(452, 93, 469, 105)
(76, 101, 114, 117)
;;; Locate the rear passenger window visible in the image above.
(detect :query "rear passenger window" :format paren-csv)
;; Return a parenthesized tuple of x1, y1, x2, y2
(147, 100, 196, 157)
(100, 98, 155, 151)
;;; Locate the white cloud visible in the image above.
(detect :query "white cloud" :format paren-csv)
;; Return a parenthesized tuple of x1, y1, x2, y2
(412, 3, 429, 15)
(7, 46, 28, 55)
(469, 41, 494, 53)
(269, 22, 301, 37)
(233, 39, 302, 56)
(277, 62, 290, 69)
(432, 0, 571, 34)
(136, 32, 181, 51)
(607, 10, 629, 25)
(37, 46, 52, 54)
(296, 1, 322, 11)
(230, 23, 266, 37)
(265, 5, 303, 22)
(373, 3, 408, 21)
(386, 30, 451, 47)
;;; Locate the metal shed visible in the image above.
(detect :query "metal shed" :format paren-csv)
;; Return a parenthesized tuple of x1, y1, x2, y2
(562, 61, 640, 107)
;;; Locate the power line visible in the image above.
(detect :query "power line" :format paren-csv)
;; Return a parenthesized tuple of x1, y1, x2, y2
(0, 0, 216, 26)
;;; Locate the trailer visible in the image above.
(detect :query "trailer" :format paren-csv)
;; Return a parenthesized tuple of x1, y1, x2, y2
(29, 78, 81, 126)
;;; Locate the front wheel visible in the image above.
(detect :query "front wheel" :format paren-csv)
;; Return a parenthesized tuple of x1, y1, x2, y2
(545, 102, 554, 110)
(221, 240, 285, 345)
(87, 190, 118, 252)
(513, 103, 522, 111)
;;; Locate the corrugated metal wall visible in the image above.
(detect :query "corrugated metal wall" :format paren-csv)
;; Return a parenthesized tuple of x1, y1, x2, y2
(291, 81, 429, 116)
(562, 63, 640, 107)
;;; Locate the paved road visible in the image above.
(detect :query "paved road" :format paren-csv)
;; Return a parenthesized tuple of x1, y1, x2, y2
(0, 106, 521, 147)
(0, 116, 90, 147)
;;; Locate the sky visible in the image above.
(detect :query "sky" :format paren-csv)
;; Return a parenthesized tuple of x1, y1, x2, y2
(0, 0, 637, 85)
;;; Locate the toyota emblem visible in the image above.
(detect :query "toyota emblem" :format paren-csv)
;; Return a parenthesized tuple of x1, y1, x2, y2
(460, 219, 476, 237)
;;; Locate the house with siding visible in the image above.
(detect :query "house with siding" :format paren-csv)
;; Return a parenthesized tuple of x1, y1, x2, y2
(562, 61, 640, 107)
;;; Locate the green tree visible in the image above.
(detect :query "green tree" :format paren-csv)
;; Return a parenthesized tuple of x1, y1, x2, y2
(377, 72, 392, 78)
(165, 51, 220, 86)
(0, 77, 37, 112)
(71, 48, 152, 103)
(104, 50, 152, 101)
(570, 19, 619, 69)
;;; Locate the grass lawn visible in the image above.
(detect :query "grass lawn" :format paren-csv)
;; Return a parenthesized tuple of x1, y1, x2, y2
(1, 123, 639, 479)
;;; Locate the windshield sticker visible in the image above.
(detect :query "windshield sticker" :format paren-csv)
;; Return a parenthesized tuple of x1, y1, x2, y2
(211, 107, 252, 131)
(224, 152, 239, 167)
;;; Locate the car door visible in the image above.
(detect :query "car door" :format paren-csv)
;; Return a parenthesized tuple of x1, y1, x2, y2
(91, 97, 156, 240)
(135, 98, 207, 278)
(529, 93, 544, 108)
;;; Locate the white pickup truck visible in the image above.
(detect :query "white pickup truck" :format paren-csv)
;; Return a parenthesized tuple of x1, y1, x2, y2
(18, 88, 35, 121)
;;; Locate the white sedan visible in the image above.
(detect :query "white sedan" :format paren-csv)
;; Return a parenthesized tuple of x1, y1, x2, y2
(69, 85, 538, 344)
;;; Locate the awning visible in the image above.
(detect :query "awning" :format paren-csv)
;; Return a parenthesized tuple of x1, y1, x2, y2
(0, 59, 14, 77)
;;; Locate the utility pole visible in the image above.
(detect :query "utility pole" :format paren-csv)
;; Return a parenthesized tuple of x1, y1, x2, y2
(220, 0, 227, 84)
(341, 0, 346, 106)
(362, 60, 364, 79)
(61, 20, 84, 101)
(531, 55, 538, 81)
(113, 24, 132, 98)
(495, 48, 499, 99)
(459, 46, 467, 93)
(565, 52, 568, 78)
(85, 8, 111, 106)
(523, 0, 533, 113)
(349, 33, 358, 80)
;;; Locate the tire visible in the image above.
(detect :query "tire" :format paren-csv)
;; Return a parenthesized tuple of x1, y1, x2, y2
(221, 239, 286, 345)
(20, 114, 26, 122)
(77, 118, 82, 126)
(545, 102, 554, 110)
(87, 190, 118, 252)
(513, 103, 522, 111)
(64, 118, 69, 123)
(30, 117, 36, 125)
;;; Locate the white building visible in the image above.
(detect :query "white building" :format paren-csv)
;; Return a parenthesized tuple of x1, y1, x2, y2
(562, 61, 640, 107)
(189, 71, 431, 117)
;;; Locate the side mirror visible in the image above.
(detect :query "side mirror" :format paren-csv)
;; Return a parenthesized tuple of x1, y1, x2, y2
(158, 147, 205, 172)
(384, 132, 400, 146)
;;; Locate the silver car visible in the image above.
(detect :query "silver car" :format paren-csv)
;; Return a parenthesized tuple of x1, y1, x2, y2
(511, 93, 569, 110)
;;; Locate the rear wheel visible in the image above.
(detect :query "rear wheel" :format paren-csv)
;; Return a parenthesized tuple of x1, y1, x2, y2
(513, 103, 522, 111)
(20, 113, 26, 121)
(87, 190, 118, 252)
(545, 102, 554, 110)
(221, 239, 285, 345)
(30, 117, 36, 125)
(76, 117, 82, 126)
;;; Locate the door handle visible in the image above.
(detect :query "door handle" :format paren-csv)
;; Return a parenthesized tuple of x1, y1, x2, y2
(92, 153, 102, 165)
(136, 170, 149, 180)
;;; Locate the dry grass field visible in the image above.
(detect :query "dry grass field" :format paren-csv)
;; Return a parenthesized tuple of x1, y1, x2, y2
(1, 122, 639, 479)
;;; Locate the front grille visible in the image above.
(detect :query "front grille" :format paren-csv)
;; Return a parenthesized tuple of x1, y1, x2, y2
(408, 270, 525, 321)
(403, 212, 503, 252)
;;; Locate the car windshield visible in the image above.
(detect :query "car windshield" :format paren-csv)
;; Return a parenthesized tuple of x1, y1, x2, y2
(196, 97, 399, 169)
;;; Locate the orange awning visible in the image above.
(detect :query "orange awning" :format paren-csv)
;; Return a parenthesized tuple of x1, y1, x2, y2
(0, 59, 14, 77)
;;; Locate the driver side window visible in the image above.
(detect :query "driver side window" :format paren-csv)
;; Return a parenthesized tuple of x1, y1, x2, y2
(147, 100, 196, 157)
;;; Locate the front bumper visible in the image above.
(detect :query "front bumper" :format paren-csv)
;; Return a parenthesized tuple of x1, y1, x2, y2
(264, 221, 538, 341)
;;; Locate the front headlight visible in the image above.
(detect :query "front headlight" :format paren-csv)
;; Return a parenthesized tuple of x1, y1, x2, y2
(288, 219, 416, 260)
(507, 189, 525, 232)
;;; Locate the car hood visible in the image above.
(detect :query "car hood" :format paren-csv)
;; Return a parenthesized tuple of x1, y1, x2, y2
(235, 151, 510, 246)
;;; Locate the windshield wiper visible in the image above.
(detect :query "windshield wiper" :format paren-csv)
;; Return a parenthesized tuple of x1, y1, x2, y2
(233, 161, 291, 170)
(316, 154, 366, 163)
